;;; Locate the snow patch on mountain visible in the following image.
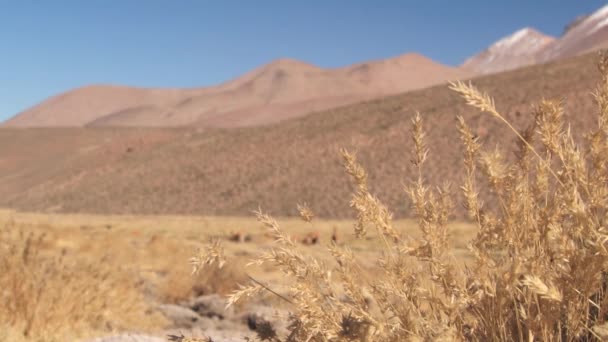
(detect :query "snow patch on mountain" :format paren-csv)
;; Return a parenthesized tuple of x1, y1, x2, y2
(463, 4, 608, 75)
(462, 27, 555, 74)
(540, 4, 608, 61)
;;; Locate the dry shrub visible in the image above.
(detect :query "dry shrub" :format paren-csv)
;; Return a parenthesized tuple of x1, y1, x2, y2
(147, 234, 247, 304)
(162, 257, 248, 304)
(194, 51, 608, 341)
(0, 224, 164, 341)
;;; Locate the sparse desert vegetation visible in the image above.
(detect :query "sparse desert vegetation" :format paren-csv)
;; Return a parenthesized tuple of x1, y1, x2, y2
(5, 52, 608, 341)
(183, 52, 608, 341)
(0, 52, 603, 220)
(4, 52, 608, 341)
(5, 3, 608, 342)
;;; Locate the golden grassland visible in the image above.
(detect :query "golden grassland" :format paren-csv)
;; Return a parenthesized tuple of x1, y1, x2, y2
(0, 209, 477, 341)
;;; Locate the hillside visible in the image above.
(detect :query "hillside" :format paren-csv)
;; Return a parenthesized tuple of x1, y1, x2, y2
(0, 51, 601, 219)
(3, 54, 467, 128)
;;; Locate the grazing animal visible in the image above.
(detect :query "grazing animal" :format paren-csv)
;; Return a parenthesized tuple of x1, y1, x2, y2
(301, 231, 319, 245)
(228, 231, 251, 243)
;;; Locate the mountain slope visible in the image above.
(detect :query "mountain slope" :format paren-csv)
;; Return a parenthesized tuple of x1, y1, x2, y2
(539, 4, 608, 61)
(4, 85, 198, 127)
(462, 27, 555, 74)
(3, 54, 468, 128)
(0, 52, 601, 219)
(463, 4, 608, 74)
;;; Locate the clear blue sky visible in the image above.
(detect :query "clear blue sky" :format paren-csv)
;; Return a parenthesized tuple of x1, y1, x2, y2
(0, 1, 605, 122)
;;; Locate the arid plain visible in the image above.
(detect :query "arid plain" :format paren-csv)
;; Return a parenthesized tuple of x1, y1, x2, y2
(5, 6, 608, 341)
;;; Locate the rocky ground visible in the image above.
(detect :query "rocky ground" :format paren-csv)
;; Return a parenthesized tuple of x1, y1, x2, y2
(86, 294, 290, 342)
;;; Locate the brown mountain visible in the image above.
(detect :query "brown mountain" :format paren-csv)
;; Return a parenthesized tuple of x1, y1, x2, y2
(3, 53, 467, 128)
(0, 52, 601, 218)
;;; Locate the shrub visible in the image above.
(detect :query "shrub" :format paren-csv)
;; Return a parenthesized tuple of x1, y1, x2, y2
(162, 255, 247, 304)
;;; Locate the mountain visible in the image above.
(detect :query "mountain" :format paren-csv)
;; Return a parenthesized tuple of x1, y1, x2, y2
(3, 86, 199, 127)
(461, 28, 555, 74)
(563, 14, 590, 36)
(539, 4, 608, 61)
(0, 52, 601, 218)
(3, 54, 468, 128)
(463, 4, 608, 74)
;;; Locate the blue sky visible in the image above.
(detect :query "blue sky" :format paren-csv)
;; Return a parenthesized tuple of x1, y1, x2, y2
(0, 1, 606, 122)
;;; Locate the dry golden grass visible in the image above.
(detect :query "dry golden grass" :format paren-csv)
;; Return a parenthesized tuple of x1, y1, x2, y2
(1, 209, 465, 341)
(161, 252, 248, 304)
(191, 51, 608, 341)
(0, 221, 167, 341)
(0, 212, 251, 340)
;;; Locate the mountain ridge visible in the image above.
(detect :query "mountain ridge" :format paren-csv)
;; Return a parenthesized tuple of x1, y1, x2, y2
(463, 4, 608, 74)
(0, 52, 601, 218)
(8, 4, 608, 128)
(4, 53, 468, 128)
